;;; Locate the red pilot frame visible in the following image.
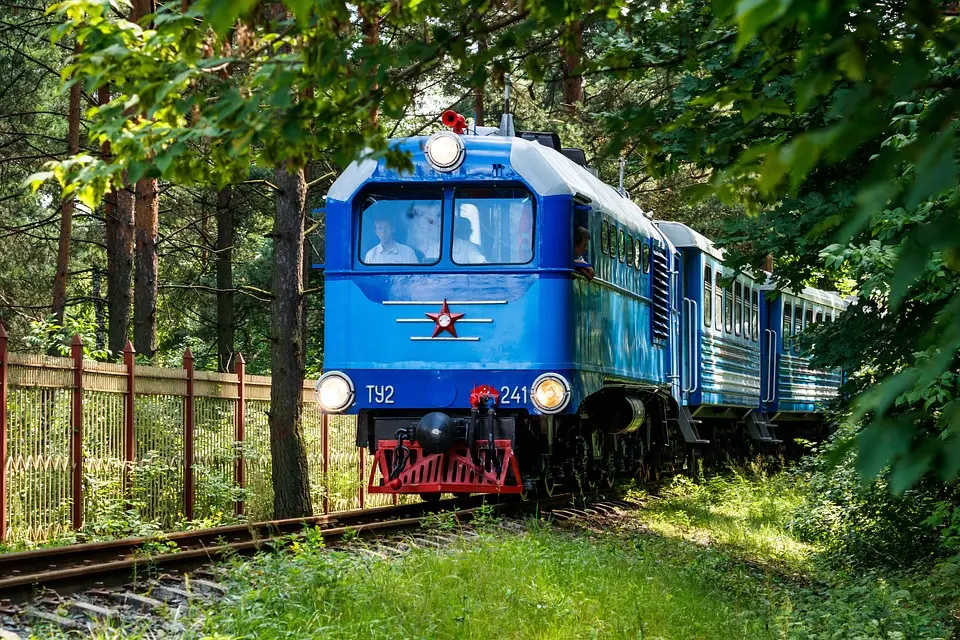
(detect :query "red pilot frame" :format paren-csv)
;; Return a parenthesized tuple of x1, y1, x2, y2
(367, 384, 524, 495)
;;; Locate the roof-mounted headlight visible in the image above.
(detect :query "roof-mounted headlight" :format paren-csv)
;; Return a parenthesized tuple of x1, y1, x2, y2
(315, 371, 354, 413)
(531, 373, 571, 414)
(425, 131, 465, 172)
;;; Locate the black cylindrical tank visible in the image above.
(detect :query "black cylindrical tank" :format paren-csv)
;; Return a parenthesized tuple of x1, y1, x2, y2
(416, 412, 457, 453)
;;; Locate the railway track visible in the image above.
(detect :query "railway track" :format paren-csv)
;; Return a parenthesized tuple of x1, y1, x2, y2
(0, 493, 575, 608)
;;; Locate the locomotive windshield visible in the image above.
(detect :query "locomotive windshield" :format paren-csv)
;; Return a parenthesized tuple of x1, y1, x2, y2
(359, 190, 443, 265)
(452, 188, 534, 265)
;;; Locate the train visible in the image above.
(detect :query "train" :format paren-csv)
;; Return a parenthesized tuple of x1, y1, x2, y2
(313, 109, 846, 499)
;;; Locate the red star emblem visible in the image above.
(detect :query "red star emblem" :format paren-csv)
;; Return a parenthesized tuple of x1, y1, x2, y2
(425, 299, 465, 337)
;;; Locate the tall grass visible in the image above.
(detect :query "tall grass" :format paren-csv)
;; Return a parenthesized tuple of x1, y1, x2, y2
(629, 463, 813, 572)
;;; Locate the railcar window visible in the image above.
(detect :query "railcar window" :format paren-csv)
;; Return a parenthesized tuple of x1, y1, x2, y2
(703, 266, 712, 328)
(609, 224, 617, 260)
(724, 282, 733, 333)
(734, 281, 743, 336)
(751, 288, 759, 342)
(715, 272, 723, 328)
(626, 234, 635, 267)
(452, 189, 534, 265)
(600, 220, 608, 254)
(359, 190, 443, 265)
(634, 239, 641, 269)
(641, 242, 650, 273)
(782, 301, 792, 352)
(793, 303, 803, 353)
(618, 230, 625, 263)
(805, 306, 814, 329)
(815, 309, 823, 324)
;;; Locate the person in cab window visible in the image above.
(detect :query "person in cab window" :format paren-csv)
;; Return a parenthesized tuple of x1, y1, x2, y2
(573, 226, 595, 281)
(365, 214, 418, 264)
(453, 203, 488, 264)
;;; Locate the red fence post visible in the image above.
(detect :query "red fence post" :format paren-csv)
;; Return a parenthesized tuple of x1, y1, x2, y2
(70, 334, 84, 531)
(322, 413, 329, 514)
(183, 347, 195, 521)
(123, 341, 135, 499)
(358, 446, 365, 510)
(235, 353, 245, 517)
(0, 322, 8, 542)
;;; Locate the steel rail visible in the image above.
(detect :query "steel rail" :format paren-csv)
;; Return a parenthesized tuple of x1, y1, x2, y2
(0, 494, 573, 603)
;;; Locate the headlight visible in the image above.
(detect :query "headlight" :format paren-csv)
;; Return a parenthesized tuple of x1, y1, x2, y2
(425, 132, 465, 172)
(531, 373, 571, 414)
(315, 372, 354, 413)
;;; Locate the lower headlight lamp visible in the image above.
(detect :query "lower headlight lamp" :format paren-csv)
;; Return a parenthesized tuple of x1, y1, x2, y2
(315, 372, 355, 413)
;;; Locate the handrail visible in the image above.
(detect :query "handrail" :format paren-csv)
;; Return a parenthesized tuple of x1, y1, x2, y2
(689, 299, 699, 394)
(681, 299, 691, 393)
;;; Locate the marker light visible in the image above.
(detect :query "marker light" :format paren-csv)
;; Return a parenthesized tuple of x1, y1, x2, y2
(531, 373, 571, 414)
(425, 131, 465, 172)
(315, 372, 354, 413)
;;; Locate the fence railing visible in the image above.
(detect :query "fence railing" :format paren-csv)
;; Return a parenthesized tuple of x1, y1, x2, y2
(0, 323, 395, 545)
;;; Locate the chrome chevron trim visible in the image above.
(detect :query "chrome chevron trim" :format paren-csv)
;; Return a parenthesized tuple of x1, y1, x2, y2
(410, 336, 481, 342)
(383, 300, 507, 305)
(396, 318, 493, 323)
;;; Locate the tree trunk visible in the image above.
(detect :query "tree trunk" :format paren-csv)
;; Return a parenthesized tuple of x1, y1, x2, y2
(133, 177, 158, 358)
(216, 185, 235, 373)
(269, 164, 313, 519)
(360, 3, 379, 125)
(100, 85, 135, 356)
(107, 182, 135, 356)
(561, 20, 584, 114)
(474, 37, 486, 127)
(130, 0, 158, 360)
(51, 45, 82, 327)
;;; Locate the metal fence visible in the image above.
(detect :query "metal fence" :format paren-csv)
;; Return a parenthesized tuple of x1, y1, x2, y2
(0, 324, 399, 545)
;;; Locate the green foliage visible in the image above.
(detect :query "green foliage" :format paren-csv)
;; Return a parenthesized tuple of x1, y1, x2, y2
(25, 309, 110, 359)
(596, 0, 960, 487)
(792, 424, 960, 570)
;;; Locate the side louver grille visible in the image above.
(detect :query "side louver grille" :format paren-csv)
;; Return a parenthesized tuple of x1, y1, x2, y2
(651, 247, 670, 342)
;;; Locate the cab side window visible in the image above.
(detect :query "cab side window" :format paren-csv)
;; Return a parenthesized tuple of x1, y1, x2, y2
(600, 220, 609, 255)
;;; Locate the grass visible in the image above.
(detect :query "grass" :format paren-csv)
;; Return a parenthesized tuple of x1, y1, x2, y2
(32, 466, 960, 640)
(191, 526, 779, 639)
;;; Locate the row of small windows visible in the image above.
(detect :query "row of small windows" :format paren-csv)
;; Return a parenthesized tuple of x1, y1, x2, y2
(599, 219, 650, 273)
(702, 266, 759, 341)
(782, 301, 836, 353)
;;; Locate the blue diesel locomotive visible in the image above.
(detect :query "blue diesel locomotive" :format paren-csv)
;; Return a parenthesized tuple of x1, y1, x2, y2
(313, 112, 846, 498)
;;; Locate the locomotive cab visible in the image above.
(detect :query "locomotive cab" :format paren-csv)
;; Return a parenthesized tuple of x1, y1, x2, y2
(317, 130, 592, 497)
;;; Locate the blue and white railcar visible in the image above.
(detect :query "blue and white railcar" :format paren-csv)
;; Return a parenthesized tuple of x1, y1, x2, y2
(761, 288, 847, 417)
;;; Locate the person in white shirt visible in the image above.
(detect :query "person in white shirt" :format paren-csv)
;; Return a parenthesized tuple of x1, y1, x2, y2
(364, 215, 418, 264)
(453, 204, 487, 264)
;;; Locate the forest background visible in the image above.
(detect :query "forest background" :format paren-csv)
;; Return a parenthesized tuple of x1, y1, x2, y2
(1, 0, 959, 565)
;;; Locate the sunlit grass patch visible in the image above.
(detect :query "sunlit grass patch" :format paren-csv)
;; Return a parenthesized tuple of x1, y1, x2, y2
(628, 463, 814, 573)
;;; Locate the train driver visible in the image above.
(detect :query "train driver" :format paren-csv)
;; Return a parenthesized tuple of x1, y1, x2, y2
(364, 213, 419, 264)
(453, 203, 488, 264)
(574, 226, 595, 280)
